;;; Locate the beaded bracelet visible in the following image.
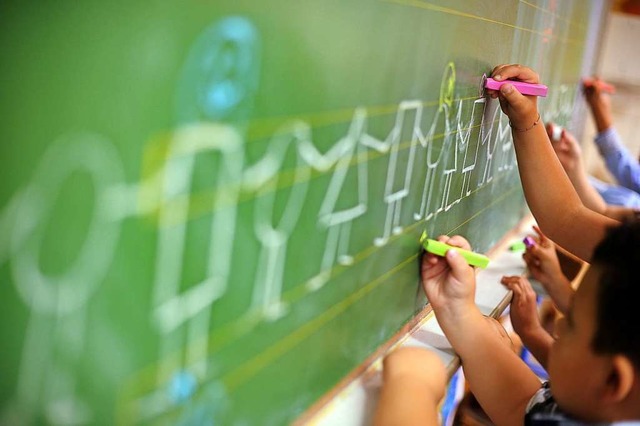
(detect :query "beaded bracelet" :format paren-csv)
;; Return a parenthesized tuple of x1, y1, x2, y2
(509, 113, 541, 132)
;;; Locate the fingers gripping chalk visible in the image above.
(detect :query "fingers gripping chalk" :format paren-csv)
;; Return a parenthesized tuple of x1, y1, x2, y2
(510, 236, 536, 252)
(583, 78, 616, 94)
(550, 124, 563, 142)
(485, 77, 548, 97)
(419, 231, 490, 268)
(523, 236, 536, 249)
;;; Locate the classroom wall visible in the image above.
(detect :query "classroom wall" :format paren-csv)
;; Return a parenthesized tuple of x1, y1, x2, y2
(582, 10, 640, 181)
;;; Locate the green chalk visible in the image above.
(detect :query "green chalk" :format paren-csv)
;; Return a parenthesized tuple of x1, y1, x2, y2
(509, 241, 526, 252)
(419, 231, 490, 269)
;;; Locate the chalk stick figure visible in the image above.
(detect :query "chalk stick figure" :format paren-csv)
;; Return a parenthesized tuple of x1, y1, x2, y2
(152, 15, 259, 390)
(4, 134, 123, 424)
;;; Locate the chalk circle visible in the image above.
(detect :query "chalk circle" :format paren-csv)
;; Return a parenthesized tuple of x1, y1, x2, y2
(439, 62, 456, 109)
(11, 133, 125, 315)
(176, 16, 260, 123)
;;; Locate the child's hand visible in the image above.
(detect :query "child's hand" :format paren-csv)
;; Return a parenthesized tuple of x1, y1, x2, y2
(582, 76, 614, 133)
(523, 226, 573, 314)
(545, 123, 582, 173)
(420, 235, 477, 319)
(523, 226, 566, 287)
(583, 77, 611, 109)
(487, 64, 540, 130)
(500, 275, 541, 340)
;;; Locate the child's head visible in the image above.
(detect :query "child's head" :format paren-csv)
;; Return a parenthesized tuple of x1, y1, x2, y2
(547, 220, 640, 420)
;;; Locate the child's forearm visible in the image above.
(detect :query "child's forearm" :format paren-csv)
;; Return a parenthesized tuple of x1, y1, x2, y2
(603, 205, 640, 222)
(541, 275, 573, 315)
(564, 161, 609, 215)
(511, 123, 616, 262)
(587, 98, 613, 133)
(518, 326, 554, 370)
(437, 308, 541, 425)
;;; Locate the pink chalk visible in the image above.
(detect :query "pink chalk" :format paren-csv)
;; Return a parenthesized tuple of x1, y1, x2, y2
(523, 236, 536, 249)
(485, 77, 548, 97)
(582, 78, 616, 94)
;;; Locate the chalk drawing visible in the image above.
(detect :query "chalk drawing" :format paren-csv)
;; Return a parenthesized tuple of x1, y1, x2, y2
(152, 124, 244, 384)
(477, 100, 502, 187)
(308, 108, 389, 291)
(5, 133, 124, 425)
(248, 121, 311, 320)
(153, 14, 259, 390)
(176, 16, 260, 124)
(373, 100, 423, 246)
(454, 98, 484, 202)
(414, 63, 456, 222)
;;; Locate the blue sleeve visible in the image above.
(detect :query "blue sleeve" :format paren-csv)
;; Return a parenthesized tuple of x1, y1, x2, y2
(594, 128, 640, 193)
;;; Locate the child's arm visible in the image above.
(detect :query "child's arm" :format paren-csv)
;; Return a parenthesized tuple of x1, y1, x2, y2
(488, 65, 618, 262)
(501, 275, 554, 369)
(373, 347, 445, 426)
(546, 123, 640, 221)
(583, 78, 613, 133)
(421, 236, 542, 425)
(522, 226, 573, 315)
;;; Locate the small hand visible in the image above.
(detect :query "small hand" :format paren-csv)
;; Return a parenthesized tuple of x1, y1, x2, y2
(583, 76, 613, 132)
(545, 123, 582, 173)
(522, 226, 566, 287)
(420, 235, 477, 318)
(523, 226, 573, 314)
(486, 64, 540, 130)
(500, 275, 541, 339)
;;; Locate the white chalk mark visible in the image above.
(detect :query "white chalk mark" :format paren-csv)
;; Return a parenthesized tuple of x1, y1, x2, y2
(250, 121, 311, 319)
(152, 123, 243, 387)
(11, 133, 124, 316)
(456, 98, 484, 201)
(374, 100, 423, 246)
(309, 108, 381, 291)
(414, 64, 457, 222)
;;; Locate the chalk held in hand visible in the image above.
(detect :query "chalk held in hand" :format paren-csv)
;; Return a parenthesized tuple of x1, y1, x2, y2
(485, 77, 548, 97)
(550, 124, 563, 143)
(419, 231, 490, 269)
(523, 236, 536, 249)
(583, 78, 615, 94)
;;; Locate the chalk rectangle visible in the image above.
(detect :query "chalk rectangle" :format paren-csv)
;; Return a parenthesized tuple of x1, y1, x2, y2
(485, 77, 548, 97)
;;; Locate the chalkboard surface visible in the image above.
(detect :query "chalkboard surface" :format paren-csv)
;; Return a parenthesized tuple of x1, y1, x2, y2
(0, 1, 602, 424)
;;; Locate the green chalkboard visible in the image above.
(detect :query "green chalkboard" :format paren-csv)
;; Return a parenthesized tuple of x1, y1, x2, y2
(0, 1, 603, 424)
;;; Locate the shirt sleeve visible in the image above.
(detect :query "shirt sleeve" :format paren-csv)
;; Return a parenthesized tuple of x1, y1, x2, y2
(594, 127, 640, 193)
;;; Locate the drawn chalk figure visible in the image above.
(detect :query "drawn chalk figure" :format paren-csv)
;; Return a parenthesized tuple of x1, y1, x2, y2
(176, 16, 260, 124)
(435, 63, 461, 212)
(373, 100, 423, 246)
(307, 108, 389, 291)
(454, 97, 485, 199)
(496, 112, 515, 173)
(152, 15, 258, 394)
(245, 121, 311, 320)
(3, 134, 124, 425)
(414, 63, 456, 221)
(477, 101, 503, 187)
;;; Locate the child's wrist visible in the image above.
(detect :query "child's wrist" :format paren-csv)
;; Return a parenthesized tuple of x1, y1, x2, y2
(435, 301, 480, 328)
(518, 322, 545, 341)
(509, 112, 541, 133)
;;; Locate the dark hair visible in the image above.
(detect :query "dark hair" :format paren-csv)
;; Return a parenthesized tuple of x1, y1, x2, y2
(591, 219, 640, 369)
